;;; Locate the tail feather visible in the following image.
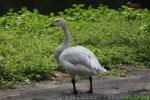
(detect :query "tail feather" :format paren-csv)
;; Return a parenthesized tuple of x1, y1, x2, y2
(90, 57, 107, 74)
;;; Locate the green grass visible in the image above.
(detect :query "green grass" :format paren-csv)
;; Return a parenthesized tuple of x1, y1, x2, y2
(0, 5, 150, 88)
(124, 95, 150, 100)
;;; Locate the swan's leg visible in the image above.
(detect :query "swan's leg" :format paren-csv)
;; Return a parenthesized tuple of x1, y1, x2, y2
(71, 76, 78, 94)
(88, 76, 93, 93)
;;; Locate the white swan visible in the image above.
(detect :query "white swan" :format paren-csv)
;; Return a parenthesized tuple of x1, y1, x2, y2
(48, 18, 107, 94)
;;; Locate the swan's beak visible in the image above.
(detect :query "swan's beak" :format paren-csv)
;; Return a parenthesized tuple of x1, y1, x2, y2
(47, 23, 55, 28)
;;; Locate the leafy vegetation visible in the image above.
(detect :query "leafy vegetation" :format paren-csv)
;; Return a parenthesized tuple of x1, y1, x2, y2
(0, 5, 150, 88)
(124, 95, 150, 100)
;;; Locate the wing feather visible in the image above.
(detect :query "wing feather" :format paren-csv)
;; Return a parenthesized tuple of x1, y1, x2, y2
(59, 46, 106, 74)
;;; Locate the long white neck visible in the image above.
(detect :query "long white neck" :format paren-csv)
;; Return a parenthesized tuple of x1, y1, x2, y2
(62, 25, 70, 48)
(54, 24, 71, 62)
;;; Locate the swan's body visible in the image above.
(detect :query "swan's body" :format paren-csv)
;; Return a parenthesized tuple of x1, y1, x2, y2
(49, 18, 107, 94)
(59, 46, 106, 76)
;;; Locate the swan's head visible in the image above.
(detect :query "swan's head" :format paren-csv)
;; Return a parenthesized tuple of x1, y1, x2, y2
(48, 18, 67, 29)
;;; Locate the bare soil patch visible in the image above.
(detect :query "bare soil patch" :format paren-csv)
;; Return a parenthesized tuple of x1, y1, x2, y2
(0, 68, 150, 100)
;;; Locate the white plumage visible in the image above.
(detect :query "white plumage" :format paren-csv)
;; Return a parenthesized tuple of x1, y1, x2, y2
(59, 46, 106, 76)
(49, 18, 107, 94)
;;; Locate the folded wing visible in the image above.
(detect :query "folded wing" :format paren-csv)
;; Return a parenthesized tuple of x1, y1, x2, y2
(59, 46, 107, 76)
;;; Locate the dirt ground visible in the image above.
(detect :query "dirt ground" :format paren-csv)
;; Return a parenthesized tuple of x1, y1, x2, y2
(0, 68, 150, 100)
